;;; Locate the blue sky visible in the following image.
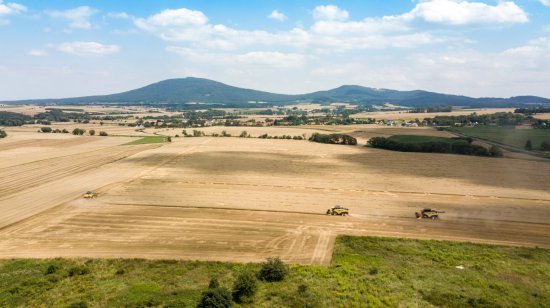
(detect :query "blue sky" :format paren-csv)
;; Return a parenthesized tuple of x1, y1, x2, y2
(1, 0, 549, 100)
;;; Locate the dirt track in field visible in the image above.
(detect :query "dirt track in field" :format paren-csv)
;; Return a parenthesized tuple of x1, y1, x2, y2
(0, 129, 549, 265)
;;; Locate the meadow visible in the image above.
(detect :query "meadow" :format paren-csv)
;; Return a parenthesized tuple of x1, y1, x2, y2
(1, 236, 548, 307)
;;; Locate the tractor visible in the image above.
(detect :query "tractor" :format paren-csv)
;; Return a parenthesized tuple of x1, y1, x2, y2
(415, 208, 444, 219)
(326, 205, 349, 216)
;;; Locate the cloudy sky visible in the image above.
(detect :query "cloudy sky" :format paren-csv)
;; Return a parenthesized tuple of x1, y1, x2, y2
(1, 0, 549, 100)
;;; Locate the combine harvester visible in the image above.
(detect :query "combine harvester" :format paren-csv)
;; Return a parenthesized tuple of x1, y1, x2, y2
(415, 208, 444, 219)
(326, 205, 349, 216)
(83, 191, 97, 199)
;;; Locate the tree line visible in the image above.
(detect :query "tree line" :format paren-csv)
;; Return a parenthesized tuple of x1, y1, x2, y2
(367, 137, 503, 157)
(309, 133, 357, 145)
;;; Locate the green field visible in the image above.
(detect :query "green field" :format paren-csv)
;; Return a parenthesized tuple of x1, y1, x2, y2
(448, 126, 550, 151)
(126, 136, 168, 145)
(388, 135, 459, 144)
(1, 236, 548, 307)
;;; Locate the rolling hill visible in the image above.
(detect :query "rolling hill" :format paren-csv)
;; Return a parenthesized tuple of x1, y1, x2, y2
(3, 77, 549, 108)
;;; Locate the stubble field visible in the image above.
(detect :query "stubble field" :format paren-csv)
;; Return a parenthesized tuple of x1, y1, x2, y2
(0, 126, 549, 265)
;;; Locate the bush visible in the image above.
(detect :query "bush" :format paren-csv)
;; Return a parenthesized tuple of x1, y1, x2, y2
(259, 133, 269, 139)
(525, 140, 532, 150)
(0, 129, 7, 138)
(68, 266, 90, 277)
(41, 127, 52, 133)
(62, 129, 69, 134)
(72, 128, 85, 135)
(232, 270, 257, 303)
(198, 287, 232, 308)
(45, 264, 58, 275)
(197, 278, 232, 308)
(89, 129, 95, 136)
(540, 141, 550, 151)
(167, 136, 172, 142)
(239, 131, 249, 138)
(258, 257, 288, 282)
(99, 131, 108, 136)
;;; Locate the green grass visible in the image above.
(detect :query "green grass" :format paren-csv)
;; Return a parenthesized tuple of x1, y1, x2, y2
(448, 126, 550, 150)
(0, 236, 548, 307)
(387, 135, 459, 144)
(125, 136, 168, 145)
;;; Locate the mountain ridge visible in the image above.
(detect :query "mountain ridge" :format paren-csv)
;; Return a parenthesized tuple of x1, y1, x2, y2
(2, 77, 549, 108)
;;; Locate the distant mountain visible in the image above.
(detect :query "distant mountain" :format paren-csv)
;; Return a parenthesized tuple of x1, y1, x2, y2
(3, 77, 549, 108)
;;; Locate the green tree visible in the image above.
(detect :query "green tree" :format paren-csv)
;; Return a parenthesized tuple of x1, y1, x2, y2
(197, 278, 232, 308)
(525, 140, 532, 151)
(232, 271, 257, 303)
(258, 257, 288, 282)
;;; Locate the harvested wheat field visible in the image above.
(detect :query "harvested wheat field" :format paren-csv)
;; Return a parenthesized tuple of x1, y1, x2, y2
(1, 129, 549, 265)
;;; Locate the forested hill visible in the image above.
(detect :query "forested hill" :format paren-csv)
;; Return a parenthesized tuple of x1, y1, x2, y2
(3, 77, 549, 108)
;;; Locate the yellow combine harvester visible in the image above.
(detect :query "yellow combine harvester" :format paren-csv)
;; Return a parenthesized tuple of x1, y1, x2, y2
(326, 205, 349, 216)
(83, 191, 97, 199)
(415, 208, 444, 219)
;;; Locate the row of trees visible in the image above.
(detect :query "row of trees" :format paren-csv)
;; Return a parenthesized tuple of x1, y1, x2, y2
(409, 105, 452, 113)
(309, 133, 358, 145)
(198, 258, 288, 307)
(427, 112, 532, 126)
(259, 134, 305, 140)
(367, 137, 503, 157)
(514, 106, 550, 115)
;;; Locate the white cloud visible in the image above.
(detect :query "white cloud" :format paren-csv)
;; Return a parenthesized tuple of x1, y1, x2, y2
(47, 6, 98, 29)
(541, 0, 550, 7)
(58, 41, 120, 56)
(135, 8, 207, 30)
(0, 0, 26, 24)
(107, 12, 131, 19)
(268, 10, 287, 22)
(395, 0, 528, 25)
(27, 49, 48, 57)
(313, 5, 349, 21)
(137, 6, 437, 52)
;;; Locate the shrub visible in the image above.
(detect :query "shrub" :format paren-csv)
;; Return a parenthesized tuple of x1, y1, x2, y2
(89, 129, 95, 136)
(525, 140, 532, 150)
(259, 133, 269, 139)
(41, 127, 52, 133)
(62, 129, 69, 134)
(239, 131, 249, 138)
(167, 136, 172, 142)
(72, 128, 85, 135)
(232, 270, 257, 303)
(68, 266, 90, 277)
(0, 129, 7, 138)
(198, 287, 232, 308)
(258, 257, 288, 282)
(196, 278, 231, 308)
(540, 141, 550, 151)
(45, 264, 58, 275)
(221, 130, 231, 137)
(99, 131, 108, 136)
